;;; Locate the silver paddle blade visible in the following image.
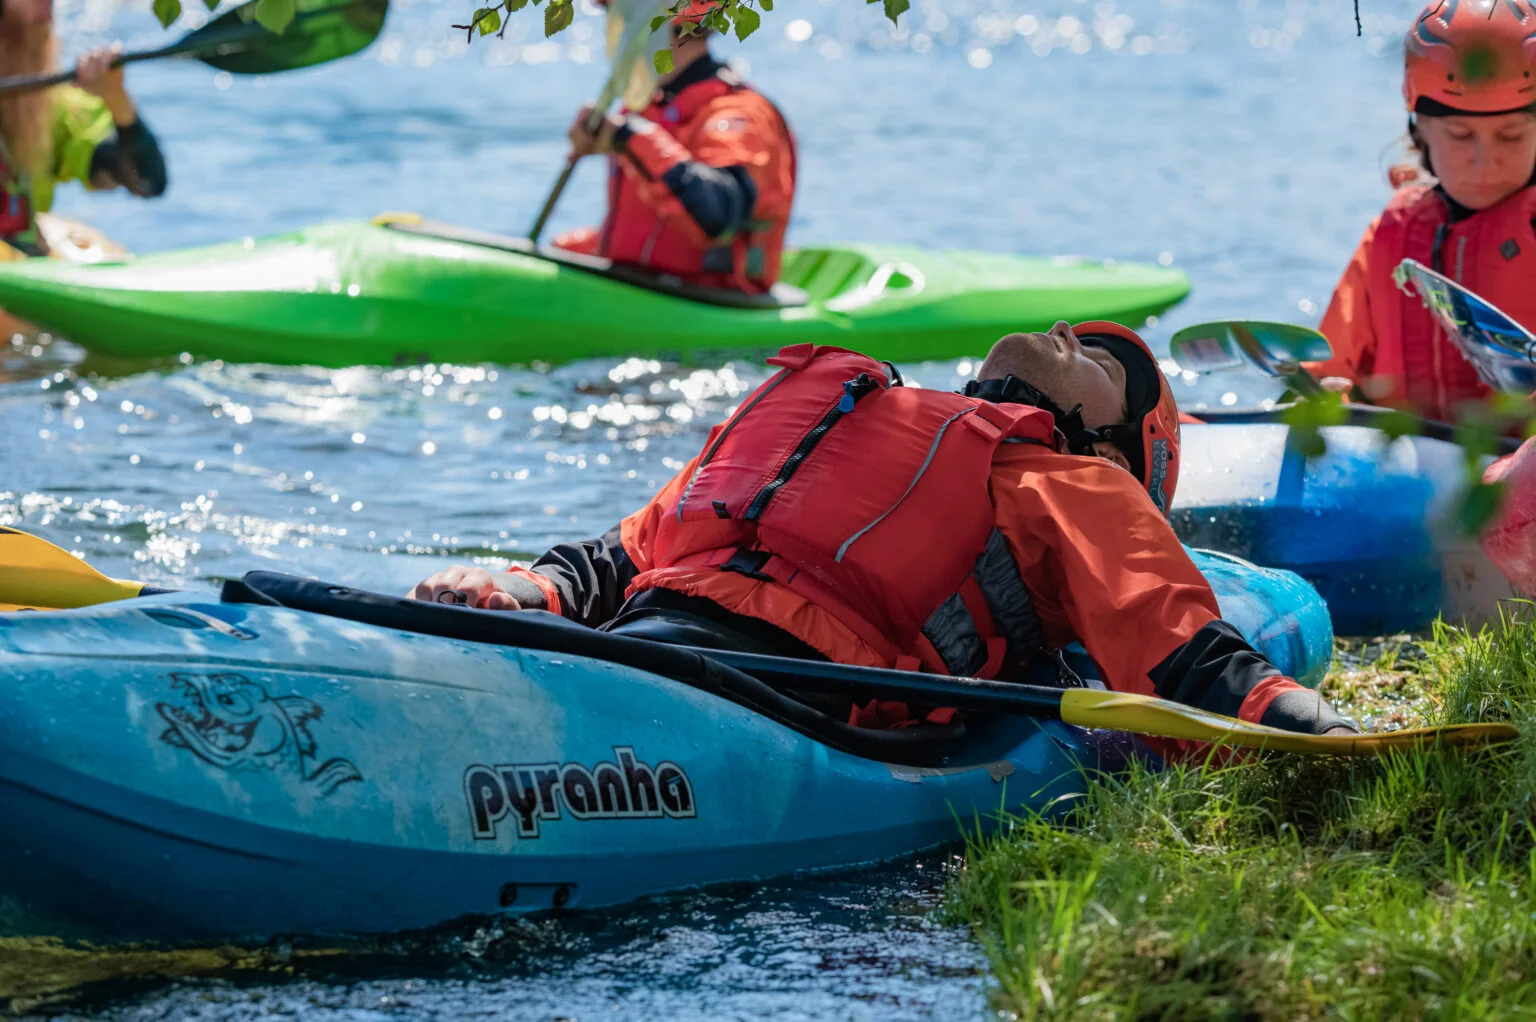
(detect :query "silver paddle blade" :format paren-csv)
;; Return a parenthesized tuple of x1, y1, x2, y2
(1394, 258, 1536, 394)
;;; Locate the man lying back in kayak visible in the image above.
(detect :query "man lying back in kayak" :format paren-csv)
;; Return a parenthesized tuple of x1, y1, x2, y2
(552, 0, 795, 296)
(412, 323, 1354, 747)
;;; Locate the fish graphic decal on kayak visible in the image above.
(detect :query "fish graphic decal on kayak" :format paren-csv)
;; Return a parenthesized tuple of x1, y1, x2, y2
(157, 673, 363, 795)
(464, 747, 696, 840)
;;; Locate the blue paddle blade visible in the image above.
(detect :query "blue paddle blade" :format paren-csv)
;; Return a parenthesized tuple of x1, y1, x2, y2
(1395, 258, 1536, 394)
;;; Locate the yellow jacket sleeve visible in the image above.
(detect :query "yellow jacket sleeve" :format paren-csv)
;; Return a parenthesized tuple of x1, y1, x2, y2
(39, 86, 115, 213)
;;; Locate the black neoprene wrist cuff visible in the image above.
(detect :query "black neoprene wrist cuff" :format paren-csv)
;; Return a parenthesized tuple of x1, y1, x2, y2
(1259, 688, 1352, 736)
(611, 117, 636, 152)
(500, 572, 549, 611)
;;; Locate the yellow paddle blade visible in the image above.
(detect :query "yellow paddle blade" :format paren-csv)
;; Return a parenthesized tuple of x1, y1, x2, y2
(0, 527, 146, 611)
(1061, 688, 1518, 756)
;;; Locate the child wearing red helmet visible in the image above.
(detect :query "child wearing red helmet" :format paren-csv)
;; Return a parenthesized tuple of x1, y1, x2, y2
(1308, 0, 1536, 422)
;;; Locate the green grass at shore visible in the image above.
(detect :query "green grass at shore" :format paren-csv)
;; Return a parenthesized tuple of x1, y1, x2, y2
(947, 616, 1536, 1020)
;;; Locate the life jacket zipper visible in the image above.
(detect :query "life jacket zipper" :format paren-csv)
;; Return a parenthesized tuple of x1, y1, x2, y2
(744, 373, 881, 520)
(675, 369, 793, 520)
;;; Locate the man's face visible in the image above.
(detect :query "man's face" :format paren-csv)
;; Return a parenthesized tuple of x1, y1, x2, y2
(977, 321, 1135, 470)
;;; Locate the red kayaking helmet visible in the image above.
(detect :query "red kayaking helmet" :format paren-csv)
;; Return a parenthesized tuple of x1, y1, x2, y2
(1074, 321, 1181, 514)
(595, 0, 721, 26)
(1405, 0, 1536, 115)
(964, 322, 1181, 514)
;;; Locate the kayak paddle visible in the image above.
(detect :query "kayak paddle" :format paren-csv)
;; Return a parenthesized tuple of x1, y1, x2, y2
(1, 527, 1516, 758)
(1170, 319, 1331, 399)
(527, 0, 669, 243)
(0, 0, 388, 99)
(1171, 317, 1525, 453)
(1395, 258, 1536, 395)
(694, 642, 1517, 756)
(0, 526, 172, 612)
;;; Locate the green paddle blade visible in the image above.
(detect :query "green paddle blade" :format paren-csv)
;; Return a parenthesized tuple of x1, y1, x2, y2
(191, 0, 388, 74)
(1170, 320, 1334, 376)
(1169, 319, 1333, 398)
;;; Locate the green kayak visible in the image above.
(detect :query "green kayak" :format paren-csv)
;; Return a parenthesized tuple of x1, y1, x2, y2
(0, 217, 1191, 367)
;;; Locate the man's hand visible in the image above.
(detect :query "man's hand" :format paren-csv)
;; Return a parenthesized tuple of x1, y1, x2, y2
(410, 566, 522, 611)
(568, 102, 625, 158)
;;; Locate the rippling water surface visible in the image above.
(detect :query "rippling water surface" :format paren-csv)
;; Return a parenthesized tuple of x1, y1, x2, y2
(4, 0, 1419, 1015)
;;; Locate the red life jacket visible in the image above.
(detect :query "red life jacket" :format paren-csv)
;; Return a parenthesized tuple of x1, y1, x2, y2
(625, 344, 1060, 678)
(1364, 183, 1536, 418)
(599, 67, 796, 292)
(0, 149, 32, 242)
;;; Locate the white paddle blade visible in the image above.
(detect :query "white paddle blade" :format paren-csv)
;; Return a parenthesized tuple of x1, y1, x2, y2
(605, 0, 669, 112)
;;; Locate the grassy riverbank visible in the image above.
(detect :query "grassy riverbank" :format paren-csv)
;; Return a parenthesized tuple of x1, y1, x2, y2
(948, 617, 1536, 1020)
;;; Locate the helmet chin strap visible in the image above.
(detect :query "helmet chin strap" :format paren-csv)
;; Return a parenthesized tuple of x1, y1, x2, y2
(962, 375, 1135, 459)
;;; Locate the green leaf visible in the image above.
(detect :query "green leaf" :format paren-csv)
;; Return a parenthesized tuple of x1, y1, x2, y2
(1375, 408, 1422, 444)
(506, 0, 529, 11)
(653, 48, 674, 74)
(881, 0, 910, 23)
(650, 14, 668, 30)
(544, 0, 573, 35)
(474, 6, 501, 34)
(730, 4, 760, 40)
(1290, 425, 1328, 460)
(1280, 393, 1350, 461)
(760, 0, 772, 10)
(152, 0, 182, 28)
(253, 0, 296, 34)
(1491, 391, 1534, 419)
(202, 0, 219, 12)
(1454, 416, 1500, 466)
(1458, 480, 1506, 538)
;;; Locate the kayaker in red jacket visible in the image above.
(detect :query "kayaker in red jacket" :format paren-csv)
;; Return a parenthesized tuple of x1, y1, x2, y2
(411, 323, 1354, 754)
(1307, 0, 1536, 421)
(552, 0, 796, 294)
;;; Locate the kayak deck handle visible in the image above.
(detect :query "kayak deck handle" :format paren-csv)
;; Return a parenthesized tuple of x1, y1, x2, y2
(142, 606, 257, 640)
(823, 261, 926, 313)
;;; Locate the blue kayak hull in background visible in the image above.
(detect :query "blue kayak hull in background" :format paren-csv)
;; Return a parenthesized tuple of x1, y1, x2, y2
(0, 552, 1329, 941)
(1174, 419, 1516, 635)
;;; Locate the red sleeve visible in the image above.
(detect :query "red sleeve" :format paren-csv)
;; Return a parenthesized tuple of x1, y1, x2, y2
(990, 448, 1344, 746)
(1309, 218, 1381, 384)
(616, 97, 786, 247)
(618, 442, 712, 572)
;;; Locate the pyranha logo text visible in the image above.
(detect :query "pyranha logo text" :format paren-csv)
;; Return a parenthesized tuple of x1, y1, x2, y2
(463, 746, 695, 840)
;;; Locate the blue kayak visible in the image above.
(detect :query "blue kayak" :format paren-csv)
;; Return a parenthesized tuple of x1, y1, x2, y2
(1173, 407, 1518, 635)
(0, 551, 1329, 941)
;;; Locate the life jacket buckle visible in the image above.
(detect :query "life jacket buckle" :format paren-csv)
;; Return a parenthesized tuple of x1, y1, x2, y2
(719, 548, 775, 582)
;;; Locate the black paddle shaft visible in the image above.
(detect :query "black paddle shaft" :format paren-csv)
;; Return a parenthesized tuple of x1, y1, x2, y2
(223, 571, 1072, 721)
(702, 646, 1070, 717)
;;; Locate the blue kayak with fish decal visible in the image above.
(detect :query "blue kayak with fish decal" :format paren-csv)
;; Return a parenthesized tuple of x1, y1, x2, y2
(0, 551, 1328, 940)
